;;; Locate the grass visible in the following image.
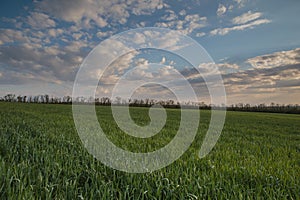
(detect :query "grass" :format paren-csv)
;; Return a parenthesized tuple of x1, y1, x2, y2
(0, 102, 299, 199)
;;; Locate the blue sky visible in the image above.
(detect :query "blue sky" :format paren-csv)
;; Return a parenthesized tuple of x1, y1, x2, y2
(0, 0, 299, 105)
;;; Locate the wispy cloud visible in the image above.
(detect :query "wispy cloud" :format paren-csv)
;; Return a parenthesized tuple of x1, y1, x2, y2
(211, 10, 271, 36)
(232, 11, 262, 25)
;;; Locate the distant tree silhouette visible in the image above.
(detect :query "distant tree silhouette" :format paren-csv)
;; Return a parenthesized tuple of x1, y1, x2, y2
(4, 94, 15, 102)
(1, 93, 299, 114)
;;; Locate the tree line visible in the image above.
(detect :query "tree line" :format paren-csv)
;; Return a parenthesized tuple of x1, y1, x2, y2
(1, 93, 299, 114)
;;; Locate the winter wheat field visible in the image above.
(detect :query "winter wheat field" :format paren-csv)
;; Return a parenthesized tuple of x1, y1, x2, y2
(0, 102, 299, 199)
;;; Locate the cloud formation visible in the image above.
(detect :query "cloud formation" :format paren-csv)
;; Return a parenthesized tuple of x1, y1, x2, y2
(27, 12, 56, 29)
(217, 4, 227, 17)
(37, 0, 164, 28)
(0, 0, 298, 105)
(211, 10, 271, 35)
(223, 48, 300, 104)
(247, 48, 300, 69)
(232, 11, 262, 25)
(155, 13, 207, 35)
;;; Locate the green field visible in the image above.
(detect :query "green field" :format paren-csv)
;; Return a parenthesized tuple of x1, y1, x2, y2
(0, 102, 299, 199)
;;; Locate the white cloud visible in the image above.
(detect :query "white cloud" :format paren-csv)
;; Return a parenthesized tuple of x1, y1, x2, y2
(156, 13, 207, 35)
(211, 10, 271, 36)
(64, 40, 88, 52)
(137, 21, 146, 28)
(224, 64, 300, 104)
(0, 34, 85, 84)
(160, 57, 166, 64)
(38, 0, 106, 28)
(131, 0, 164, 15)
(217, 4, 227, 17)
(228, 5, 234, 11)
(234, 0, 247, 8)
(196, 32, 206, 37)
(199, 62, 239, 75)
(126, 67, 154, 80)
(158, 65, 175, 76)
(0, 29, 28, 43)
(134, 58, 149, 68)
(110, 3, 129, 24)
(210, 18, 271, 35)
(37, 0, 165, 29)
(217, 63, 240, 70)
(162, 10, 177, 21)
(96, 31, 113, 38)
(98, 50, 140, 85)
(132, 33, 146, 44)
(48, 28, 64, 37)
(0, 69, 64, 85)
(220, 48, 300, 104)
(72, 32, 83, 40)
(27, 12, 56, 29)
(247, 48, 300, 69)
(147, 30, 191, 51)
(232, 11, 262, 25)
(179, 10, 186, 16)
(177, 62, 239, 86)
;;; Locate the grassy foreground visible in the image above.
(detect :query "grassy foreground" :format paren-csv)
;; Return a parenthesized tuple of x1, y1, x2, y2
(0, 102, 299, 199)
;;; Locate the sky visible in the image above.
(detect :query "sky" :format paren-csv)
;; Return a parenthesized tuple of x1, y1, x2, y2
(0, 0, 299, 105)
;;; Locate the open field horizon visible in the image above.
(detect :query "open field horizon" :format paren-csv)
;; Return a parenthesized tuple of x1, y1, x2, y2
(0, 102, 299, 199)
